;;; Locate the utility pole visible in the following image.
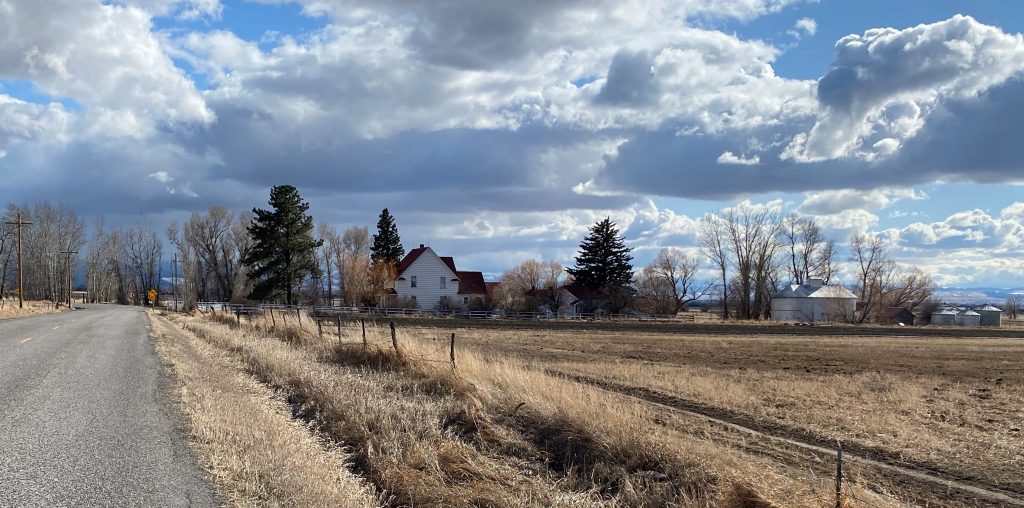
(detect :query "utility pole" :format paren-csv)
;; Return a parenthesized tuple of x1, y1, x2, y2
(172, 252, 178, 312)
(5, 213, 32, 309)
(59, 249, 78, 308)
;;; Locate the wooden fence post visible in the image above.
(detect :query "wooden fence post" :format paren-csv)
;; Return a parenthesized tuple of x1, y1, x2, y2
(270, 309, 276, 329)
(316, 318, 323, 337)
(337, 316, 342, 343)
(390, 320, 398, 354)
(450, 332, 456, 369)
(236, 310, 240, 327)
(361, 318, 367, 350)
(296, 307, 301, 324)
(835, 443, 843, 508)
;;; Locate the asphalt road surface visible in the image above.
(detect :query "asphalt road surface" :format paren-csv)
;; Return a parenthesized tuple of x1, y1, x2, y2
(0, 304, 214, 507)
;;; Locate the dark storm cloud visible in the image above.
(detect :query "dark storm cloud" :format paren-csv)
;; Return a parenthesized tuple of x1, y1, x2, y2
(597, 76, 1024, 199)
(594, 50, 659, 106)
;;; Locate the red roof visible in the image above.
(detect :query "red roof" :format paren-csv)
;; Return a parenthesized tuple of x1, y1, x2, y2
(485, 282, 500, 295)
(440, 256, 458, 275)
(395, 246, 427, 276)
(395, 245, 458, 278)
(457, 271, 487, 295)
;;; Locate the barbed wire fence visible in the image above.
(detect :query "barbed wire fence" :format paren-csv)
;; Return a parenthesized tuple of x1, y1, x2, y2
(182, 302, 965, 508)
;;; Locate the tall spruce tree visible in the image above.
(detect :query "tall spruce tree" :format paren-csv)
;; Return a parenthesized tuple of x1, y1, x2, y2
(370, 208, 404, 265)
(243, 185, 322, 305)
(567, 217, 634, 289)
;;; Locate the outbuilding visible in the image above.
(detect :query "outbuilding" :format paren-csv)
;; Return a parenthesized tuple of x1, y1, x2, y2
(880, 307, 916, 326)
(956, 310, 981, 327)
(770, 278, 857, 323)
(930, 308, 957, 326)
(976, 305, 1003, 327)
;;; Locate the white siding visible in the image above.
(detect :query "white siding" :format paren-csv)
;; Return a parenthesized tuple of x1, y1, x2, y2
(392, 248, 460, 310)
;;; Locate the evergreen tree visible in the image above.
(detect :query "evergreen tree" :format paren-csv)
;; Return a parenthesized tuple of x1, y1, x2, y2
(243, 185, 322, 305)
(370, 208, 404, 266)
(566, 217, 634, 289)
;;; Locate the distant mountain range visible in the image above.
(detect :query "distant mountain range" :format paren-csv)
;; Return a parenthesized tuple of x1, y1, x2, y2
(933, 287, 1024, 306)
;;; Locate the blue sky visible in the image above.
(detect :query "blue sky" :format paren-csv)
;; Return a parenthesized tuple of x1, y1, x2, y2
(2, 0, 1024, 287)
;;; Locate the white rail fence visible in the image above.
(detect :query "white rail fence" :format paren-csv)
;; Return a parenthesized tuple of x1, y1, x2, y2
(187, 302, 694, 323)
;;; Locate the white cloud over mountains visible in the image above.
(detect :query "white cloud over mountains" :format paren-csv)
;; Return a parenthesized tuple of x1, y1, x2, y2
(1, 1, 1023, 283)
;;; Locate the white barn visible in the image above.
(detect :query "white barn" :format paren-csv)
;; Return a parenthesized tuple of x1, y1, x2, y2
(770, 278, 857, 323)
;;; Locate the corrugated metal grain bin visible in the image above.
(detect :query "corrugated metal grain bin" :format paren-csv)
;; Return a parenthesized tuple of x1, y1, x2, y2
(931, 308, 957, 326)
(956, 310, 981, 327)
(976, 305, 1003, 327)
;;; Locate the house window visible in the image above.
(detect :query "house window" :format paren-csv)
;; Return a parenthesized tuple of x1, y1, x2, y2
(440, 276, 446, 289)
(463, 297, 469, 304)
(411, 276, 417, 288)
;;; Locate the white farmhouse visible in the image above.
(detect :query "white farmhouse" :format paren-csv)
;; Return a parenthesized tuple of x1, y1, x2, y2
(387, 245, 494, 310)
(770, 278, 857, 323)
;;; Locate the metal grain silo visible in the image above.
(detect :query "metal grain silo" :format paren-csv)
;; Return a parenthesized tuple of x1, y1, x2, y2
(957, 310, 981, 327)
(930, 308, 957, 326)
(976, 305, 1003, 327)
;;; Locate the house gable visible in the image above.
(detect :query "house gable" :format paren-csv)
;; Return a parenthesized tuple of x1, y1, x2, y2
(392, 245, 461, 310)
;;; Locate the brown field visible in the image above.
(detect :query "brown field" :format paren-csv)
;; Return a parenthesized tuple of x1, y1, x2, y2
(395, 319, 1024, 505)
(150, 309, 921, 508)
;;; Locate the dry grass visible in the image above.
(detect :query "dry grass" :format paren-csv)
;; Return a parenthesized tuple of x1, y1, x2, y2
(0, 299, 67, 319)
(147, 311, 377, 507)
(173, 309, 904, 507)
(409, 324, 1024, 495)
(182, 312, 597, 507)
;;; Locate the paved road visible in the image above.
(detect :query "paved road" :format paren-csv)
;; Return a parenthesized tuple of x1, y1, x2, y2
(0, 305, 214, 507)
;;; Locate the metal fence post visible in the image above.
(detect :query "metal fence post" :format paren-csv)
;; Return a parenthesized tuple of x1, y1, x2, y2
(835, 443, 843, 508)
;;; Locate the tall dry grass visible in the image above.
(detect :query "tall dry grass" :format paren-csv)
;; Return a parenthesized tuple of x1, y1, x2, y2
(180, 311, 596, 507)
(148, 312, 377, 507)
(180, 309, 905, 507)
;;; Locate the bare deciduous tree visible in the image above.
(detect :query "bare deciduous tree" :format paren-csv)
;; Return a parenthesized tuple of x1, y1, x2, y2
(1004, 294, 1020, 320)
(337, 226, 373, 305)
(635, 248, 711, 315)
(884, 266, 935, 314)
(780, 214, 827, 285)
(849, 232, 890, 323)
(317, 222, 340, 304)
(698, 213, 730, 320)
(499, 259, 567, 312)
(722, 203, 782, 320)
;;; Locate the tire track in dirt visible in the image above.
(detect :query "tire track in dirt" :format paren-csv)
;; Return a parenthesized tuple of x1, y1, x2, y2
(555, 371, 1024, 507)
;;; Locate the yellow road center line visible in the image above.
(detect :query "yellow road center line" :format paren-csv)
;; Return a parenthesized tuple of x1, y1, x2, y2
(20, 337, 32, 344)
(53, 325, 60, 330)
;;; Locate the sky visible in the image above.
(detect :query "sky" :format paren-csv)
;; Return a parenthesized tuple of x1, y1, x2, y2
(1, 0, 1024, 287)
